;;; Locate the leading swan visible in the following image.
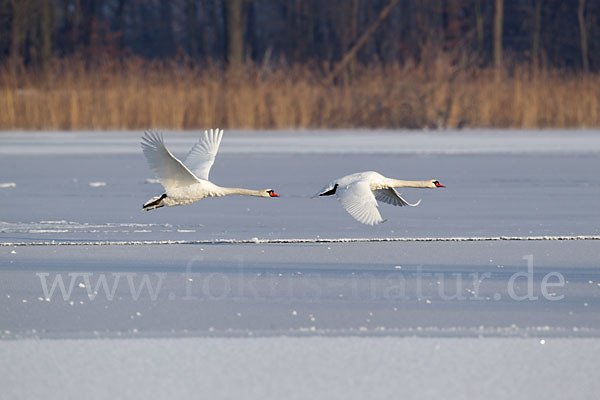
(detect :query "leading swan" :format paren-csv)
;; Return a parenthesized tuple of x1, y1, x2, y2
(141, 128, 279, 210)
(314, 171, 444, 225)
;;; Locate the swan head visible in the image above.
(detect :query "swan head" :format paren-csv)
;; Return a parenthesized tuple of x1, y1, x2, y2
(430, 180, 445, 188)
(264, 189, 280, 198)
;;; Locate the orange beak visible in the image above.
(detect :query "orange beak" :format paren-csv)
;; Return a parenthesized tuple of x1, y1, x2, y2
(435, 182, 445, 188)
(269, 191, 280, 197)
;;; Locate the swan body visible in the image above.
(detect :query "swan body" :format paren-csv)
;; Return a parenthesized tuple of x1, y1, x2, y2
(314, 171, 444, 225)
(141, 129, 278, 210)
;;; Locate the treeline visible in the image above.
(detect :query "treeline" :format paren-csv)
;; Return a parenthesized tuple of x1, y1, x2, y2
(0, 0, 599, 72)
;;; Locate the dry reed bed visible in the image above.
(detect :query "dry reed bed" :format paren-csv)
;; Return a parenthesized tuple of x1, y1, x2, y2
(0, 59, 599, 130)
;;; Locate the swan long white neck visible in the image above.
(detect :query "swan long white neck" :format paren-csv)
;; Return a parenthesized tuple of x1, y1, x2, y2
(388, 179, 433, 188)
(219, 187, 267, 197)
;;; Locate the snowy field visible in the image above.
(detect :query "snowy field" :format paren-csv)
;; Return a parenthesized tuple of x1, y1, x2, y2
(1, 130, 600, 399)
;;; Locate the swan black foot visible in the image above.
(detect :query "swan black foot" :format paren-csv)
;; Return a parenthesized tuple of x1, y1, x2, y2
(143, 193, 167, 210)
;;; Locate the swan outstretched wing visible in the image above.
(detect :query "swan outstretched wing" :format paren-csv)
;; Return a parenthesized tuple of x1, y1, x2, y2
(337, 181, 384, 225)
(141, 129, 200, 191)
(183, 129, 223, 181)
(374, 188, 421, 207)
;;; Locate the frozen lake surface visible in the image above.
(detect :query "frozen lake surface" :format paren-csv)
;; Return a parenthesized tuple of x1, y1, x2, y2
(1, 130, 600, 398)
(2, 336, 599, 400)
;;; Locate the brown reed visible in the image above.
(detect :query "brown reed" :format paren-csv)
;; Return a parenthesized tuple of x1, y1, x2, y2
(0, 57, 599, 130)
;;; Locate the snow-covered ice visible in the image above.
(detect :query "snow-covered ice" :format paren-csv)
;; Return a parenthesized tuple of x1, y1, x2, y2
(2, 129, 600, 155)
(88, 181, 107, 187)
(2, 337, 600, 400)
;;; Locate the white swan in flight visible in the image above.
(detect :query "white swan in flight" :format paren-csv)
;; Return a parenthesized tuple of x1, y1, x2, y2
(313, 171, 444, 225)
(141, 129, 279, 210)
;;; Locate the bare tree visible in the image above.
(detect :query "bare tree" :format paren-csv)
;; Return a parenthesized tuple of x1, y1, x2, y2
(8, 0, 53, 69)
(159, 0, 174, 57)
(185, 0, 200, 59)
(37, 0, 54, 68)
(578, 0, 589, 72)
(116, 0, 127, 52)
(327, 0, 400, 83)
(532, 0, 542, 71)
(493, 0, 504, 78)
(224, 0, 244, 66)
(71, 0, 81, 49)
(8, 0, 25, 72)
(474, 0, 484, 58)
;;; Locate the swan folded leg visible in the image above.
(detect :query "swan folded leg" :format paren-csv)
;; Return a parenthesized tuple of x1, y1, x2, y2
(143, 193, 167, 210)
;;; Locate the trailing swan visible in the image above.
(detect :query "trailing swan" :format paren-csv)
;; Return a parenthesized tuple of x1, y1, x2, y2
(141, 129, 279, 211)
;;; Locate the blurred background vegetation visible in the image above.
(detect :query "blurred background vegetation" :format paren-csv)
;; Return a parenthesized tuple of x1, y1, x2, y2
(0, 0, 599, 130)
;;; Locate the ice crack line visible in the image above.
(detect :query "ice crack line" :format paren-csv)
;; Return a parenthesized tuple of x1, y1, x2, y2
(2, 235, 600, 246)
